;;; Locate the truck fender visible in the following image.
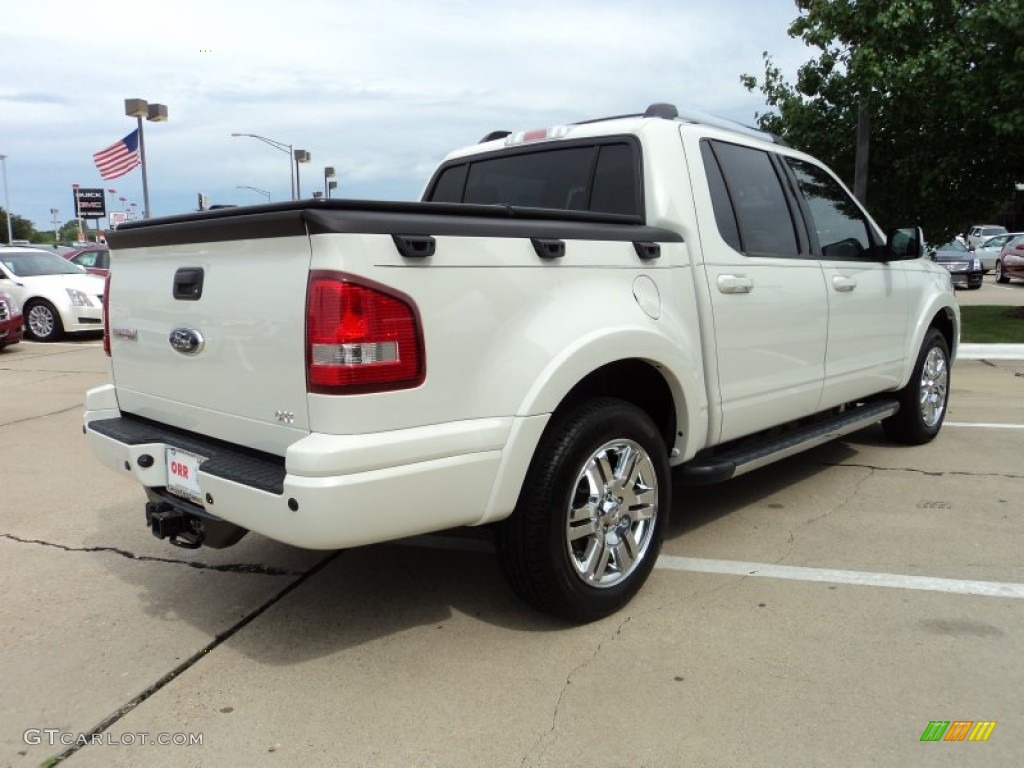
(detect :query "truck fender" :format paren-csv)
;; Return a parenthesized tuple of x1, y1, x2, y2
(476, 327, 706, 526)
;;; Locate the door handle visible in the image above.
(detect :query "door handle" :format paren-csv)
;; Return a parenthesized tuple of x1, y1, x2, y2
(392, 234, 436, 258)
(832, 275, 857, 292)
(173, 268, 204, 301)
(717, 274, 754, 294)
(531, 238, 565, 260)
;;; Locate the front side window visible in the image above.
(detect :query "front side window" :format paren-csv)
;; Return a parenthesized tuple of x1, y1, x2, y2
(787, 158, 872, 259)
(704, 140, 799, 258)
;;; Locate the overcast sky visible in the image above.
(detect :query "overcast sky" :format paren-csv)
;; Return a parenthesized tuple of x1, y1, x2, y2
(2, 0, 812, 232)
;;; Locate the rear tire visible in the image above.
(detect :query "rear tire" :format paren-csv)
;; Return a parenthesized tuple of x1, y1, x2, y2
(996, 261, 1009, 284)
(25, 300, 64, 342)
(497, 398, 670, 623)
(883, 328, 950, 445)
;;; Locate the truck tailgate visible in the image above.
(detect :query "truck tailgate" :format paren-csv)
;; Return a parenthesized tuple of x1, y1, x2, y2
(108, 231, 313, 454)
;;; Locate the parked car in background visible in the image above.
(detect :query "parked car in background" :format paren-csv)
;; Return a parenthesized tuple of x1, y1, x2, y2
(975, 232, 1024, 273)
(995, 235, 1024, 284)
(63, 245, 110, 276)
(0, 289, 23, 349)
(928, 240, 983, 289)
(967, 224, 1008, 250)
(0, 247, 105, 341)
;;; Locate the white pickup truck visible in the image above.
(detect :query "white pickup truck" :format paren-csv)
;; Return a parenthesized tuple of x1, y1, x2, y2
(85, 103, 958, 622)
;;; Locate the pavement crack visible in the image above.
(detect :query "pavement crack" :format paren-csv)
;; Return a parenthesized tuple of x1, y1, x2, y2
(0, 403, 84, 429)
(819, 461, 1024, 481)
(0, 533, 303, 576)
(44, 550, 342, 766)
(522, 616, 634, 767)
(778, 467, 876, 565)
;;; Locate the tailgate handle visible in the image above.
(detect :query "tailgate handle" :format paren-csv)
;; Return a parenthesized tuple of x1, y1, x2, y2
(532, 238, 565, 260)
(173, 268, 204, 301)
(634, 241, 661, 260)
(392, 234, 436, 259)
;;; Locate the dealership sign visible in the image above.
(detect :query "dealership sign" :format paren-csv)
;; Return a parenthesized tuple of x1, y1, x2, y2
(73, 187, 106, 219)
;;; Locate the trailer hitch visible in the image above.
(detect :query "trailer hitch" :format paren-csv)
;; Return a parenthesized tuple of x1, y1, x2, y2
(145, 502, 204, 549)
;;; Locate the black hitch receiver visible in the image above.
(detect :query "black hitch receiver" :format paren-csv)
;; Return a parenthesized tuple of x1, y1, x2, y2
(143, 494, 249, 550)
(145, 502, 204, 549)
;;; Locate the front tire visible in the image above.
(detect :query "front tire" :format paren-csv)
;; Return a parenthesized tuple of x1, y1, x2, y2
(883, 328, 950, 445)
(497, 398, 670, 623)
(25, 300, 64, 342)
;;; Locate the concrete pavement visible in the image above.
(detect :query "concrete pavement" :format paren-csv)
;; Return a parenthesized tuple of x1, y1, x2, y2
(2, 340, 1022, 767)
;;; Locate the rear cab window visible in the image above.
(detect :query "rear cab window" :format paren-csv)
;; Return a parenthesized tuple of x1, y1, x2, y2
(425, 139, 642, 217)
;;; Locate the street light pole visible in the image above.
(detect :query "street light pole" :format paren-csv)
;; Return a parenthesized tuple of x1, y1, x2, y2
(0, 154, 13, 244)
(293, 149, 311, 199)
(324, 166, 336, 199)
(124, 99, 168, 219)
(231, 133, 296, 200)
(236, 185, 271, 202)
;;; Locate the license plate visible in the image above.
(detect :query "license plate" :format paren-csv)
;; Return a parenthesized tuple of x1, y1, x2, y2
(166, 447, 208, 504)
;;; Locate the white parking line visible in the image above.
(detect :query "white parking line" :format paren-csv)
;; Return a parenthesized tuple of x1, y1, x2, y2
(400, 535, 1024, 600)
(945, 421, 1024, 429)
(657, 556, 1024, 599)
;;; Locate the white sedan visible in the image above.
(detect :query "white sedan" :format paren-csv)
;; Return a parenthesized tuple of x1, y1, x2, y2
(0, 247, 105, 341)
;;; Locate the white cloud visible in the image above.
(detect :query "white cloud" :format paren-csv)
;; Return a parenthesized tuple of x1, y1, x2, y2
(1, 0, 810, 228)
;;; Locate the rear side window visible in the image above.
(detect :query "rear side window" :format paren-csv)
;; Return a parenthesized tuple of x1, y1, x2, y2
(426, 140, 641, 217)
(703, 140, 799, 258)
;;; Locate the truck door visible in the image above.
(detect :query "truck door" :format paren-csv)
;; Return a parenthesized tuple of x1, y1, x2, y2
(696, 138, 828, 443)
(782, 157, 910, 406)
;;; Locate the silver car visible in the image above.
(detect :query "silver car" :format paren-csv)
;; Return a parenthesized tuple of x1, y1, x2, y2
(974, 232, 1023, 273)
(967, 224, 1008, 250)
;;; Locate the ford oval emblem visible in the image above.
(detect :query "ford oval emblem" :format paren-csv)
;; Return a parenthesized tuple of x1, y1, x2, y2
(169, 328, 205, 356)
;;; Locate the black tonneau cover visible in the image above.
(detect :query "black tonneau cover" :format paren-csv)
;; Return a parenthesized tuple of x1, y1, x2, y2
(108, 199, 682, 250)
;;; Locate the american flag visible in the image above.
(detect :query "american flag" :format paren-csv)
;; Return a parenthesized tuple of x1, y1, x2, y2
(93, 130, 141, 180)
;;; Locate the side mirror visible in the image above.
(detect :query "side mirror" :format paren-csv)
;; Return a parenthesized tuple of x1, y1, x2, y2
(886, 226, 924, 260)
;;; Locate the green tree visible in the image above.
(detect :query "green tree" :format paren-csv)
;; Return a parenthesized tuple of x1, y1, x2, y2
(59, 220, 82, 242)
(0, 208, 38, 242)
(742, 0, 1024, 242)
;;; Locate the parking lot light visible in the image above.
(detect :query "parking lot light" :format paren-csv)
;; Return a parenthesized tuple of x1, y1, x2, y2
(1, 154, 13, 244)
(124, 98, 169, 219)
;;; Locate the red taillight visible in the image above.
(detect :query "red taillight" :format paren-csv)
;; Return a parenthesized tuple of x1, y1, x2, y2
(306, 271, 424, 394)
(102, 272, 111, 356)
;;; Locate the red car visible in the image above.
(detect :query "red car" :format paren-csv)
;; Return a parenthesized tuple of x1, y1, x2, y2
(63, 245, 110, 276)
(995, 236, 1024, 284)
(0, 290, 24, 350)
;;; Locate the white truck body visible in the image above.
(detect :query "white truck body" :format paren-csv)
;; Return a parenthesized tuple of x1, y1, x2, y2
(85, 105, 959, 621)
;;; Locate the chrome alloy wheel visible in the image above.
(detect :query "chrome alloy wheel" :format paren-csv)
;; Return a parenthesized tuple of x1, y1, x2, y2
(27, 304, 56, 339)
(919, 346, 949, 428)
(565, 439, 659, 588)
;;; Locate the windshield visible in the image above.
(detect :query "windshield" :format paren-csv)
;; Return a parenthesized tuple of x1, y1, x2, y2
(1, 251, 86, 277)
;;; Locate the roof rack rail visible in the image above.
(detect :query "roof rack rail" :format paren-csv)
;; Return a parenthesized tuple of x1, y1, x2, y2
(479, 130, 512, 143)
(644, 102, 787, 146)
